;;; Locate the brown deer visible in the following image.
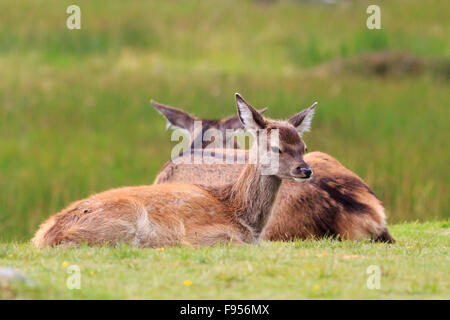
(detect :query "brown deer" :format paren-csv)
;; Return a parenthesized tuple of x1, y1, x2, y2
(152, 100, 395, 243)
(32, 93, 315, 248)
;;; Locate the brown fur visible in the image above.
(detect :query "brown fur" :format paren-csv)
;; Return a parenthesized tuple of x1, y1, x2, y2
(154, 150, 393, 242)
(32, 184, 252, 248)
(32, 95, 307, 248)
(153, 103, 394, 243)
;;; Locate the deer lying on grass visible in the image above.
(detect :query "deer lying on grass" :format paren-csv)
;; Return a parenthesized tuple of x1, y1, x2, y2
(32, 93, 315, 248)
(152, 100, 394, 243)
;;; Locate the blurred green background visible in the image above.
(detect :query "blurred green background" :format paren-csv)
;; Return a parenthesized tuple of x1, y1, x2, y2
(0, 0, 448, 241)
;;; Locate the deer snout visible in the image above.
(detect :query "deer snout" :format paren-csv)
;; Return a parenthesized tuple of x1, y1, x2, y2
(291, 165, 313, 180)
(300, 167, 313, 178)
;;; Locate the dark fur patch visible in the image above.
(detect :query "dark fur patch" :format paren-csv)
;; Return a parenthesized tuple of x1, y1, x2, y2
(374, 227, 395, 243)
(308, 197, 340, 237)
(286, 184, 340, 238)
(313, 177, 371, 213)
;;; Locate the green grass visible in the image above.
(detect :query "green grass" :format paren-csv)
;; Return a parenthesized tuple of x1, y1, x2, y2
(1, 222, 448, 299)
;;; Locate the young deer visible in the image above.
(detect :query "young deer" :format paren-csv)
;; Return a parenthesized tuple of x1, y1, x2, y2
(152, 100, 394, 243)
(32, 94, 314, 248)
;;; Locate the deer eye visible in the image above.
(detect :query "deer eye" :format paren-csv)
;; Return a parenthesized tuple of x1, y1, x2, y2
(271, 146, 282, 154)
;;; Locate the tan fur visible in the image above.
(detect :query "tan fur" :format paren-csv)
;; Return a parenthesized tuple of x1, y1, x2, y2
(31, 183, 252, 248)
(151, 100, 393, 242)
(154, 150, 393, 242)
(32, 96, 308, 248)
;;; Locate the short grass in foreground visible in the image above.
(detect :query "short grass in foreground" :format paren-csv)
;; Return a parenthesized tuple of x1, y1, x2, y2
(0, 221, 448, 299)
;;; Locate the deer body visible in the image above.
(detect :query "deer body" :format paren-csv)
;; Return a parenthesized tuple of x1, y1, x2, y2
(32, 171, 277, 247)
(154, 150, 390, 242)
(32, 94, 313, 248)
(152, 101, 394, 243)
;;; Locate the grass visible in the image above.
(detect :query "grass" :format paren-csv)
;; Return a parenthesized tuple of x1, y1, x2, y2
(1, 221, 448, 299)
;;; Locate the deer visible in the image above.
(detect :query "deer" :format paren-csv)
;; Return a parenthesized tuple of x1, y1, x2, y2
(31, 93, 316, 248)
(152, 99, 395, 243)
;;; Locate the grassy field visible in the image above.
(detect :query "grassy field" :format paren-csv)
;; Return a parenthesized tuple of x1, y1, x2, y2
(0, 0, 448, 300)
(1, 221, 448, 299)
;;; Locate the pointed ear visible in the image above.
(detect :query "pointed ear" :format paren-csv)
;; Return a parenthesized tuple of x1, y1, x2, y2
(151, 100, 197, 132)
(288, 102, 318, 136)
(235, 93, 266, 130)
(220, 107, 267, 130)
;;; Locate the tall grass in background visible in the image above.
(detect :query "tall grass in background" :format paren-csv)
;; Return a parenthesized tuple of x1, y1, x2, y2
(0, 0, 448, 240)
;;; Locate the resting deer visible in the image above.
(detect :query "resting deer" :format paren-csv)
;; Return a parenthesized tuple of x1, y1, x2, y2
(152, 100, 394, 243)
(32, 93, 315, 248)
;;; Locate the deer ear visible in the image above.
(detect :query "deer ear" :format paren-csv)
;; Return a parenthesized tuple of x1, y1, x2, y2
(288, 102, 318, 136)
(221, 107, 267, 130)
(235, 93, 266, 130)
(151, 100, 197, 132)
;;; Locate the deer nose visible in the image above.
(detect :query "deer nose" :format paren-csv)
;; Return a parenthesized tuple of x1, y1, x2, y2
(300, 167, 313, 178)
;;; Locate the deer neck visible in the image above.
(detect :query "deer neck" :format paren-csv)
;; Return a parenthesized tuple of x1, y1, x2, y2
(228, 162, 282, 240)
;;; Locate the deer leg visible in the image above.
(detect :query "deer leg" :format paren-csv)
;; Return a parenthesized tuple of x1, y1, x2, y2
(373, 227, 396, 243)
(187, 225, 245, 247)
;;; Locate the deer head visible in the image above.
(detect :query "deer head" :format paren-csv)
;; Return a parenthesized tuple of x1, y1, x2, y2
(151, 99, 267, 149)
(235, 93, 316, 181)
(152, 94, 317, 181)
